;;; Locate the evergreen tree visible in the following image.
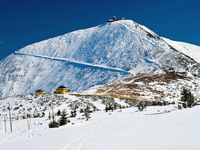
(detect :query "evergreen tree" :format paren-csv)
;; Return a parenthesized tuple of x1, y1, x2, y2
(59, 110, 68, 126)
(49, 121, 59, 128)
(180, 88, 196, 108)
(57, 109, 61, 116)
(84, 108, 90, 121)
(48, 111, 51, 120)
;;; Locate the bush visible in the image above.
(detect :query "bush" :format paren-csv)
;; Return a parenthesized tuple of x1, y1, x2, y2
(80, 108, 84, 113)
(70, 110, 77, 118)
(49, 121, 59, 128)
(41, 112, 45, 117)
(105, 104, 116, 112)
(137, 101, 147, 111)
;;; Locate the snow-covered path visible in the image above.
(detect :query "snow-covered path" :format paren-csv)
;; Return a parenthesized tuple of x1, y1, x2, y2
(14, 52, 131, 75)
(0, 105, 200, 150)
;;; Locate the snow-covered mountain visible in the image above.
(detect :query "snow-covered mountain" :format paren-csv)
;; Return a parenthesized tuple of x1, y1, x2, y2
(0, 19, 200, 98)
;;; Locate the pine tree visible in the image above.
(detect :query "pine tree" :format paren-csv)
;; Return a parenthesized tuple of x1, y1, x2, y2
(180, 88, 196, 108)
(48, 111, 51, 120)
(57, 109, 61, 116)
(49, 121, 59, 128)
(84, 106, 91, 121)
(59, 110, 68, 126)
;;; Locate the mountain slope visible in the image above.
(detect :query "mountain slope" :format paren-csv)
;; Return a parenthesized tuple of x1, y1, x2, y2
(93, 71, 200, 101)
(163, 38, 200, 64)
(0, 54, 128, 98)
(0, 19, 200, 98)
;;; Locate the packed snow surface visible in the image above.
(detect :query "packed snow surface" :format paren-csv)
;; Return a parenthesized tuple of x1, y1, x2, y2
(0, 105, 200, 150)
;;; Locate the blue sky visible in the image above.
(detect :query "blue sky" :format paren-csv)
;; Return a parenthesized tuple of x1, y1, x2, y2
(0, 0, 199, 60)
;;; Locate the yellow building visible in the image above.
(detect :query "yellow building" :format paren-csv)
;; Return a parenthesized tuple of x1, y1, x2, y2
(35, 89, 46, 95)
(54, 86, 70, 94)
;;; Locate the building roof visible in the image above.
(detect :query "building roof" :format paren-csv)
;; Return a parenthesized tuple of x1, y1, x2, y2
(107, 16, 118, 22)
(35, 89, 44, 92)
(57, 86, 67, 89)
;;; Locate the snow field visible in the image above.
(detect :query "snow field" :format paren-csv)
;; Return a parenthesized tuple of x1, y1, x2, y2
(0, 104, 200, 150)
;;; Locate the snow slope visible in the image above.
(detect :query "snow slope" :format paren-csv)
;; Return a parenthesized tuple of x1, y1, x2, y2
(0, 19, 200, 98)
(0, 104, 200, 150)
(163, 38, 200, 63)
(0, 54, 128, 98)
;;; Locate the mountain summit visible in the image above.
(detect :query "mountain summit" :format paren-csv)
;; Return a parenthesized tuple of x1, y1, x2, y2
(0, 19, 200, 98)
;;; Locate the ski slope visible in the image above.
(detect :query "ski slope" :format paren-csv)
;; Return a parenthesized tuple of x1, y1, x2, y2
(0, 105, 200, 150)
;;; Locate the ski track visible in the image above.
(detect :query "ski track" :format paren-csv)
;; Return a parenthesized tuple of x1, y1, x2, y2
(77, 121, 101, 150)
(60, 121, 101, 150)
(14, 52, 130, 75)
(60, 132, 89, 150)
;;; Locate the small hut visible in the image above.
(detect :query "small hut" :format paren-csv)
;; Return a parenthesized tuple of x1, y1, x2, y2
(54, 86, 70, 94)
(35, 89, 45, 95)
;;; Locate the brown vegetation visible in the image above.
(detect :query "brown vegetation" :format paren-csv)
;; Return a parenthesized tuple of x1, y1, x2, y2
(95, 72, 187, 100)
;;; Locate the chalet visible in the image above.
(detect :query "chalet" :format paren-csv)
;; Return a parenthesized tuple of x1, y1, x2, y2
(35, 89, 45, 95)
(54, 86, 70, 94)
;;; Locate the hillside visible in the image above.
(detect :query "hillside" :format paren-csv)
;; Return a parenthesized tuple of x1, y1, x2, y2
(0, 19, 200, 98)
(92, 71, 200, 101)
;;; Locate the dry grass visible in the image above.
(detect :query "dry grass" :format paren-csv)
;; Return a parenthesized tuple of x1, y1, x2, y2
(95, 72, 186, 100)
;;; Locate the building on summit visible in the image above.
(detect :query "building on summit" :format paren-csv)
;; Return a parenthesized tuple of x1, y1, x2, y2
(107, 16, 118, 22)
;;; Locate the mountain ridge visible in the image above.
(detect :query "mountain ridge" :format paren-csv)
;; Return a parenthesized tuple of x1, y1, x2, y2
(0, 19, 200, 98)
